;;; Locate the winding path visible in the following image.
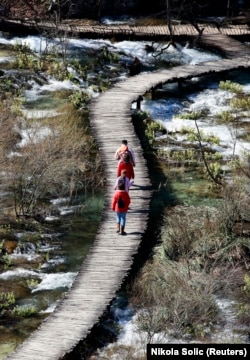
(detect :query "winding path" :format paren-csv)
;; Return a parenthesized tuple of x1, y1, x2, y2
(5, 32, 250, 360)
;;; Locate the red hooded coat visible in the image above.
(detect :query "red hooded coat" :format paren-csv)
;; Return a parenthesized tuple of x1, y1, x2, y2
(111, 190, 130, 212)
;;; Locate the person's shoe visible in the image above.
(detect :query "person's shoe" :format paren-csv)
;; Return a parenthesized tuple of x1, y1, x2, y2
(120, 226, 126, 235)
(116, 224, 120, 233)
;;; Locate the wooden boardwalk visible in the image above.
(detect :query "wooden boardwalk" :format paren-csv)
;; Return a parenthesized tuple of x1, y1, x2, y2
(1, 19, 250, 39)
(5, 33, 250, 360)
(198, 33, 250, 59)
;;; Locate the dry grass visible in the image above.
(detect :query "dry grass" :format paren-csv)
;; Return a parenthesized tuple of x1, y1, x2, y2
(89, 344, 146, 360)
(129, 181, 250, 339)
(130, 257, 219, 339)
(0, 96, 102, 217)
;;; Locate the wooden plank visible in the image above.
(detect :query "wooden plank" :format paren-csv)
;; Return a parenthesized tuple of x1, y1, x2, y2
(1, 19, 250, 39)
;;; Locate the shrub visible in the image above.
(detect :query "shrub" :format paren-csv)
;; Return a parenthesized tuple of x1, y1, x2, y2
(175, 110, 204, 120)
(131, 259, 218, 339)
(1, 101, 102, 217)
(231, 96, 250, 110)
(12, 305, 38, 317)
(219, 80, 243, 94)
(69, 90, 91, 109)
(0, 292, 15, 312)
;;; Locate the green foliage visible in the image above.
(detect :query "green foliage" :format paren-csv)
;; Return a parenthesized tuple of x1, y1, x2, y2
(0, 224, 12, 234)
(205, 162, 222, 181)
(15, 52, 36, 69)
(2, 254, 12, 270)
(158, 147, 223, 167)
(158, 148, 196, 164)
(186, 129, 199, 142)
(219, 80, 243, 94)
(26, 278, 40, 290)
(90, 85, 99, 93)
(0, 240, 12, 270)
(69, 59, 88, 81)
(216, 111, 234, 124)
(204, 134, 220, 145)
(10, 97, 25, 116)
(180, 126, 220, 145)
(175, 110, 204, 120)
(13, 43, 32, 54)
(45, 252, 50, 262)
(47, 61, 72, 81)
(229, 150, 250, 178)
(144, 120, 164, 144)
(243, 274, 250, 294)
(0, 240, 4, 252)
(179, 125, 193, 135)
(204, 152, 223, 161)
(12, 305, 38, 317)
(133, 110, 149, 121)
(0, 292, 15, 311)
(0, 78, 12, 93)
(99, 46, 119, 63)
(69, 90, 91, 109)
(230, 96, 250, 110)
(236, 302, 250, 320)
(13, 43, 41, 71)
(96, 78, 112, 92)
(21, 232, 41, 244)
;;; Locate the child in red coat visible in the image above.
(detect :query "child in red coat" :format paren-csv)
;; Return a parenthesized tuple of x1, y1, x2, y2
(111, 179, 130, 235)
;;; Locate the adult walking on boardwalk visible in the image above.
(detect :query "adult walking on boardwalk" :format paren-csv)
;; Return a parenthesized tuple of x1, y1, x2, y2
(111, 179, 130, 235)
(114, 139, 136, 167)
(129, 57, 141, 76)
(114, 169, 133, 192)
(117, 152, 135, 180)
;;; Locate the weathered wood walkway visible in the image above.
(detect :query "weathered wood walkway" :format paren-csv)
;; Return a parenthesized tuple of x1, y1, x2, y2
(1, 19, 250, 39)
(5, 32, 250, 360)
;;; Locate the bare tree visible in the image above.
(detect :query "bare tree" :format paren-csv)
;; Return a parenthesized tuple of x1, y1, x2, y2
(164, 0, 209, 42)
(194, 119, 222, 186)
